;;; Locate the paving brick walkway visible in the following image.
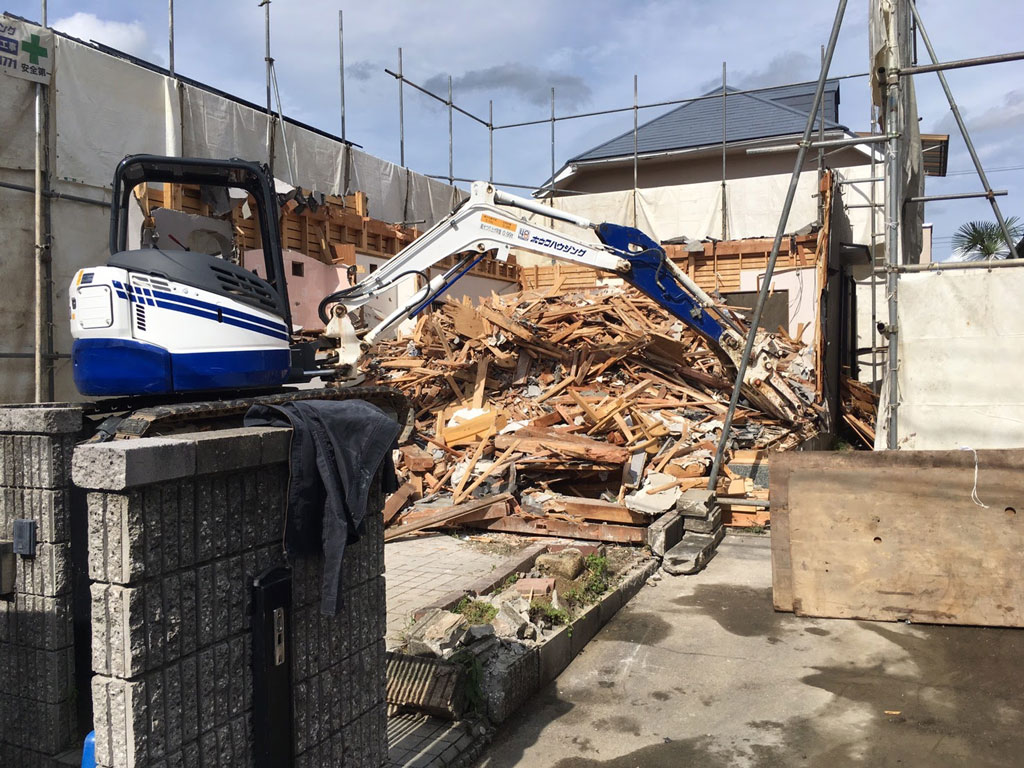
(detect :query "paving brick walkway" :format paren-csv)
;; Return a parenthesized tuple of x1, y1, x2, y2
(384, 534, 521, 643)
(387, 713, 482, 768)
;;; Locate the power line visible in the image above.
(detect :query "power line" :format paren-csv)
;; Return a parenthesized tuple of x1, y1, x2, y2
(945, 164, 1024, 176)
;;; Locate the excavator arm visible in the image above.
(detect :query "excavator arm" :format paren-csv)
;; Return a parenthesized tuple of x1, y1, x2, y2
(325, 183, 741, 351)
(320, 182, 793, 416)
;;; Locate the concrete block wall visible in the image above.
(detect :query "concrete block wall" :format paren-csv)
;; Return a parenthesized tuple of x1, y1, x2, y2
(0, 405, 83, 767)
(74, 426, 388, 768)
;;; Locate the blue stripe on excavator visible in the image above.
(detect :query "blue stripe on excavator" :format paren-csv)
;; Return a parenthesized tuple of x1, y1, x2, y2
(595, 222, 724, 343)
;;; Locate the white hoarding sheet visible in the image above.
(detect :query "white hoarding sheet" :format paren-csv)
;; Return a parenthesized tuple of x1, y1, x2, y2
(882, 269, 1024, 450)
(0, 68, 36, 169)
(54, 36, 176, 187)
(518, 169, 827, 253)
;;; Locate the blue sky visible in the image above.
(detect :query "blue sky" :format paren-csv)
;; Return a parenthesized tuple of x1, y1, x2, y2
(5, 0, 1023, 257)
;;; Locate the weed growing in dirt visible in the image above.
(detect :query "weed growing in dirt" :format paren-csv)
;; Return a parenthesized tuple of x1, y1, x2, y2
(529, 599, 570, 626)
(455, 598, 498, 625)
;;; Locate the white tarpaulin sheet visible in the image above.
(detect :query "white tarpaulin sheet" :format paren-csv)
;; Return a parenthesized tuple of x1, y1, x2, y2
(54, 36, 178, 188)
(181, 83, 462, 225)
(542, 172, 823, 244)
(180, 85, 268, 169)
(0, 62, 36, 170)
(877, 269, 1024, 450)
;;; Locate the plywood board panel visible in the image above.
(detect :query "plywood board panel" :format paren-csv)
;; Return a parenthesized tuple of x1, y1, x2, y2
(774, 450, 1024, 626)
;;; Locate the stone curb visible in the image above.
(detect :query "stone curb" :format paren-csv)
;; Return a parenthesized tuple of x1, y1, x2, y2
(537, 556, 658, 687)
(487, 555, 659, 723)
(387, 555, 658, 767)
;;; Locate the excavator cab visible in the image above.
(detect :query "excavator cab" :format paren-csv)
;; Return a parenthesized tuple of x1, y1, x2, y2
(70, 155, 298, 396)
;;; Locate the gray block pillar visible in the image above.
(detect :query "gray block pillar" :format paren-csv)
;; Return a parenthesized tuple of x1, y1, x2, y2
(74, 426, 388, 768)
(0, 404, 83, 767)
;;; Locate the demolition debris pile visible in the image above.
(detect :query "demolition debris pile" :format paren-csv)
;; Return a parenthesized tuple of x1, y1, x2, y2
(366, 285, 826, 541)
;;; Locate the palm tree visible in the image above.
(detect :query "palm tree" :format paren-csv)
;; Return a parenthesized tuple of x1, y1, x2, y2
(950, 217, 1023, 260)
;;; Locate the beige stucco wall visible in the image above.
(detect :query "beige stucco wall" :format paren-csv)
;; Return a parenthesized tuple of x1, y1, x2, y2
(560, 145, 871, 194)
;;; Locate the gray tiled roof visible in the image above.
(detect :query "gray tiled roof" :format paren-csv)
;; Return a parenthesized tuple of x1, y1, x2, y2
(571, 80, 844, 163)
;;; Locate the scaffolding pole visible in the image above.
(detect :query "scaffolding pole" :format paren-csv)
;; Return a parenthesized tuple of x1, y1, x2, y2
(384, 67, 489, 125)
(168, 0, 174, 78)
(817, 45, 826, 226)
(270, 63, 294, 185)
(897, 49, 1024, 76)
(488, 100, 493, 183)
(448, 75, 453, 185)
(882, 0, 902, 449)
(492, 71, 870, 130)
(707, 0, 848, 491)
(869, 103, 881, 394)
(721, 62, 727, 239)
(260, 0, 274, 174)
(338, 11, 345, 142)
(549, 87, 555, 201)
(34, 0, 50, 401)
(632, 74, 638, 228)
(398, 48, 405, 167)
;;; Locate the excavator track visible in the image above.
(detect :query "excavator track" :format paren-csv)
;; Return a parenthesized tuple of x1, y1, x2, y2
(83, 385, 414, 443)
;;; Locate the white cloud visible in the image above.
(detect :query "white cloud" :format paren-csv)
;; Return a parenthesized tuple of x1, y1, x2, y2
(52, 12, 149, 58)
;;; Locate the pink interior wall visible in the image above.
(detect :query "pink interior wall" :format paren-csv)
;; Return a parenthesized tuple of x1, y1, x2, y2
(244, 249, 350, 331)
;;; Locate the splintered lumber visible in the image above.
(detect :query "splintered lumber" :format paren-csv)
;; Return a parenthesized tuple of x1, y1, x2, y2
(383, 482, 418, 525)
(458, 514, 647, 544)
(443, 410, 504, 446)
(385, 494, 513, 541)
(399, 445, 435, 472)
(398, 500, 509, 527)
(471, 359, 489, 409)
(539, 494, 650, 525)
(451, 436, 492, 502)
(368, 283, 827, 542)
(841, 375, 878, 448)
(455, 439, 522, 503)
(495, 427, 630, 464)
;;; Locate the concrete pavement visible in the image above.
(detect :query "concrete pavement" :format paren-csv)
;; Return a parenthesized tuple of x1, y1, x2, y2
(478, 534, 1024, 768)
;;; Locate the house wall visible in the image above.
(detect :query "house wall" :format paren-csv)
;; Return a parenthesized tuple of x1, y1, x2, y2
(243, 249, 350, 332)
(526, 162, 875, 251)
(739, 267, 818, 341)
(355, 255, 518, 342)
(565, 145, 870, 193)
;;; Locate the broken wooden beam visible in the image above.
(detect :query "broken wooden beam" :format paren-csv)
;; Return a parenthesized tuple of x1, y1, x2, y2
(384, 494, 513, 542)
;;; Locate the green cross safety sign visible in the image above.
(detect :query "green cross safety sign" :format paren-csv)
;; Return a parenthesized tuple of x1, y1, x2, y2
(0, 18, 52, 84)
(21, 33, 47, 65)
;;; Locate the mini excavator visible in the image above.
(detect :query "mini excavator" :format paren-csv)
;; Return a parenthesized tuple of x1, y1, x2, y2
(69, 155, 795, 437)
